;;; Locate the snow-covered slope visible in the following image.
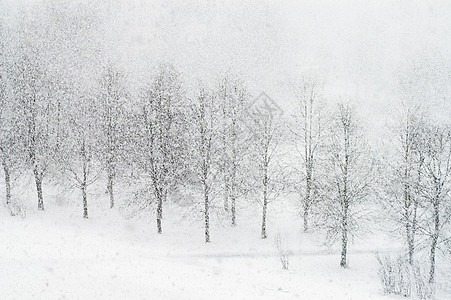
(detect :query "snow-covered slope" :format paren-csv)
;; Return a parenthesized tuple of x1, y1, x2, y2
(0, 192, 404, 300)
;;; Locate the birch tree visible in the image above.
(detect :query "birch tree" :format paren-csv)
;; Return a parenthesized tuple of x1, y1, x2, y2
(5, 3, 92, 212)
(0, 26, 14, 213)
(98, 63, 127, 209)
(0, 24, 7, 209)
(379, 106, 426, 265)
(249, 98, 286, 239)
(191, 87, 218, 243)
(9, 43, 57, 211)
(217, 75, 250, 226)
(420, 124, 451, 283)
(0, 88, 25, 215)
(0, 20, 28, 216)
(137, 64, 185, 234)
(291, 79, 325, 232)
(323, 103, 373, 268)
(59, 94, 101, 219)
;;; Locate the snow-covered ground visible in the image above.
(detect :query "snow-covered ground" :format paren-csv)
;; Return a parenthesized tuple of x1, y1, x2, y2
(0, 186, 448, 300)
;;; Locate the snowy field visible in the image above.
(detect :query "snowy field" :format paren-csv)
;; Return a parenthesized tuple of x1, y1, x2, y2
(1, 185, 438, 300)
(1, 1, 451, 299)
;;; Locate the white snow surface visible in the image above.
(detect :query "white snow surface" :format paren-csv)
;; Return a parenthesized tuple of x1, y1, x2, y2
(0, 188, 410, 300)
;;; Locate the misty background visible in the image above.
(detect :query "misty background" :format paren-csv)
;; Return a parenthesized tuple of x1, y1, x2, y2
(2, 0, 450, 128)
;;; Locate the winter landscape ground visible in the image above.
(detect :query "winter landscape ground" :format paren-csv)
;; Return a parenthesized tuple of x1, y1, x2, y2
(0, 186, 396, 300)
(1, 1, 451, 299)
(1, 182, 450, 300)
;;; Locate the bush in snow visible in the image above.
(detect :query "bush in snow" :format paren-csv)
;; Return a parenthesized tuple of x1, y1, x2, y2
(275, 232, 289, 270)
(376, 253, 434, 299)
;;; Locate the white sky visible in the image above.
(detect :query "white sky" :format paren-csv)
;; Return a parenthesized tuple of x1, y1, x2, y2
(2, 0, 451, 127)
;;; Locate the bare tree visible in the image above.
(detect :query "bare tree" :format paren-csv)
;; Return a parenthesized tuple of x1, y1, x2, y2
(136, 64, 185, 234)
(9, 43, 58, 211)
(0, 20, 29, 216)
(4, 3, 91, 212)
(0, 95, 26, 215)
(59, 94, 101, 219)
(379, 106, 426, 265)
(0, 25, 13, 213)
(218, 78, 231, 213)
(249, 100, 286, 239)
(191, 87, 218, 243)
(291, 78, 325, 232)
(98, 63, 127, 209)
(322, 103, 373, 268)
(0, 24, 7, 208)
(217, 75, 250, 226)
(420, 124, 451, 283)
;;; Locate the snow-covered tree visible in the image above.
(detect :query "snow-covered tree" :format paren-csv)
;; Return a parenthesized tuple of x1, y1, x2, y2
(420, 124, 451, 283)
(59, 92, 101, 219)
(190, 87, 218, 243)
(291, 78, 326, 232)
(322, 103, 373, 268)
(0, 23, 7, 206)
(135, 64, 186, 234)
(217, 74, 250, 226)
(249, 101, 286, 239)
(9, 41, 57, 211)
(98, 63, 128, 209)
(0, 24, 14, 213)
(0, 80, 26, 215)
(0, 17, 31, 216)
(378, 106, 426, 265)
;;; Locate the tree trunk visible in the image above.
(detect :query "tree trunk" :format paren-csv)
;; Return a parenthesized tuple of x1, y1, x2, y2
(340, 214, 348, 268)
(224, 190, 229, 212)
(261, 163, 268, 239)
(411, 158, 422, 264)
(82, 183, 88, 219)
(429, 199, 440, 283)
(204, 182, 210, 243)
(2, 158, 11, 207)
(230, 154, 237, 226)
(340, 120, 349, 268)
(405, 196, 419, 266)
(231, 196, 236, 226)
(406, 223, 414, 265)
(303, 168, 312, 232)
(261, 198, 268, 239)
(403, 154, 414, 265)
(33, 167, 44, 211)
(81, 140, 88, 219)
(223, 177, 229, 212)
(2, 157, 13, 215)
(157, 193, 163, 234)
(410, 200, 418, 265)
(429, 235, 437, 284)
(222, 97, 229, 213)
(107, 172, 114, 209)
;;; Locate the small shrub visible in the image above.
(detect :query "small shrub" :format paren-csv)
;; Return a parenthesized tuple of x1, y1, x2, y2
(375, 253, 434, 299)
(275, 232, 289, 270)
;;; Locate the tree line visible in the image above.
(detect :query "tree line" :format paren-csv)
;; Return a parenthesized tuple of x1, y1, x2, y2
(0, 3, 450, 281)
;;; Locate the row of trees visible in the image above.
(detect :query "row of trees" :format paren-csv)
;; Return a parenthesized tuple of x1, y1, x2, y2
(1, 4, 450, 278)
(378, 107, 451, 283)
(290, 82, 451, 282)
